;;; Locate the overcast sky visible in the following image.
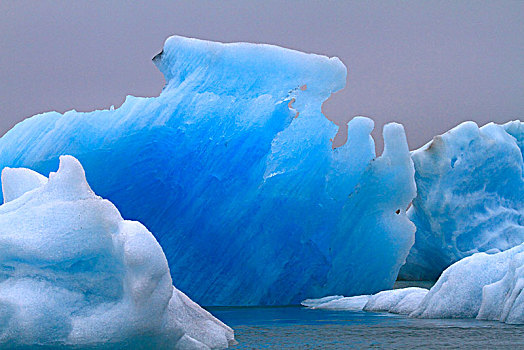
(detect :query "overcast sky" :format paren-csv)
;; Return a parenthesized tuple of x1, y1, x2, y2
(1, 1, 522, 151)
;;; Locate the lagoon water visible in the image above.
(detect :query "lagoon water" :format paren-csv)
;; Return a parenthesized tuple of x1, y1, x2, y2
(211, 306, 523, 349)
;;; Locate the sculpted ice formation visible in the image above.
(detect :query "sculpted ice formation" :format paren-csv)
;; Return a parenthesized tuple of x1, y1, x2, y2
(1, 167, 47, 203)
(307, 243, 524, 324)
(0, 156, 234, 348)
(400, 120, 524, 281)
(412, 243, 524, 324)
(303, 295, 370, 311)
(364, 287, 428, 315)
(0, 36, 416, 305)
(304, 287, 428, 315)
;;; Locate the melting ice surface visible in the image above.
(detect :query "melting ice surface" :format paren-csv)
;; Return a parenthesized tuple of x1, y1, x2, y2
(304, 287, 428, 316)
(0, 36, 416, 305)
(412, 241, 524, 324)
(400, 120, 524, 281)
(0, 156, 235, 349)
(308, 241, 524, 324)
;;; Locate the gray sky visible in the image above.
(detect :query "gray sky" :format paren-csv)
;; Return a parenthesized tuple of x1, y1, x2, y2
(1, 1, 522, 151)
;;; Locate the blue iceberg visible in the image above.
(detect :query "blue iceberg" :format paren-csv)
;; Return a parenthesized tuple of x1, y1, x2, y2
(0, 156, 235, 348)
(0, 36, 416, 305)
(400, 120, 524, 280)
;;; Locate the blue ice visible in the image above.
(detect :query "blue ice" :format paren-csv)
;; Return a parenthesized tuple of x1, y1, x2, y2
(0, 36, 416, 305)
(400, 120, 524, 280)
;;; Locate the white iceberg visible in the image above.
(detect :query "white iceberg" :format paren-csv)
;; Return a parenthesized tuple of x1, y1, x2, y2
(0, 156, 234, 348)
(307, 295, 371, 311)
(308, 242, 524, 324)
(304, 287, 428, 315)
(364, 287, 428, 315)
(1, 166, 47, 203)
(411, 242, 524, 324)
(301, 295, 345, 308)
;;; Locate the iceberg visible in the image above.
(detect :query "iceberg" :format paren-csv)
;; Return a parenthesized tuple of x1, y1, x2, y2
(301, 295, 345, 308)
(0, 36, 416, 305)
(308, 243, 524, 324)
(0, 156, 234, 348)
(305, 295, 371, 311)
(364, 287, 428, 315)
(304, 287, 428, 315)
(411, 242, 524, 324)
(400, 120, 524, 281)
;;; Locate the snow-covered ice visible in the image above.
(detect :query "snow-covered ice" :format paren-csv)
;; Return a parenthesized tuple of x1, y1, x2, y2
(0, 156, 234, 348)
(1, 166, 47, 203)
(400, 120, 524, 281)
(364, 287, 428, 315)
(412, 242, 524, 324)
(308, 243, 524, 324)
(307, 295, 371, 311)
(304, 287, 427, 315)
(301, 295, 345, 308)
(0, 36, 416, 305)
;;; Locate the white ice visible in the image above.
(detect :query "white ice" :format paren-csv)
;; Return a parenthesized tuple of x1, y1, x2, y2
(0, 156, 235, 348)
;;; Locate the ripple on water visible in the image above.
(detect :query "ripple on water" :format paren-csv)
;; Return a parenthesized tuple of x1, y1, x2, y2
(209, 306, 524, 349)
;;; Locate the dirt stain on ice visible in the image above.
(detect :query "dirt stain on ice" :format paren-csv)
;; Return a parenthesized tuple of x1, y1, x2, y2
(288, 98, 299, 119)
(288, 85, 307, 119)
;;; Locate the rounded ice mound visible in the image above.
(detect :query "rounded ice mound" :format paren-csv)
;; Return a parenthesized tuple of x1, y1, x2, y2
(303, 287, 427, 315)
(307, 295, 371, 311)
(1, 166, 47, 203)
(0, 156, 234, 349)
(308, 244, 524, 324)
(411, 242, 524, 324)
(363, 287, 428, 315)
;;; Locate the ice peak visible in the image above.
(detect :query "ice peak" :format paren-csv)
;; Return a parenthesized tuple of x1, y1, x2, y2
(153, 35, 347, 99)
(382, 122, 410, 160)
(46, 155, 95, 201)
(1, 167, 47, 203)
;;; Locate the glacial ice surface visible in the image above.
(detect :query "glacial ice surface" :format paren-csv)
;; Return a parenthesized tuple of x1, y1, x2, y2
(0, 36, 416, 305)
(306, 295, 371, 311)
(400, 120, 524, 281)
(364, 287, 428, 315)
(0, 156, 234, 348)
(304, 287, 428, 315)
(412, 242, 524, 324)
(309, 243, 524, 324)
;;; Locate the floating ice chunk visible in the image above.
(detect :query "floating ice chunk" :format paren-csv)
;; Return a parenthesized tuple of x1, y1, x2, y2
(301, 295, 345, 308)
(476, 251, 524, 324)
(411, 242, 524, 324)
(0, 36, 416, 305)
(0, 156, 234, 348)
(304, 287, 427, 315)
(400, 120, 524, 281)
(310, 244, 524, 324)
(1, 167, 47, 203)
(364, 287, 428, 315)
(309, 295, 371, 311)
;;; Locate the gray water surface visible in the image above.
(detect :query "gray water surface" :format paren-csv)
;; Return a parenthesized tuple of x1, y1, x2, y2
(210, 306, 524, 349)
